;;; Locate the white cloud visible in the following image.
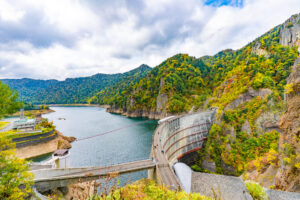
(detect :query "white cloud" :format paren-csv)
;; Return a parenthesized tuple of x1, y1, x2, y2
(0, 0, 25, 22)
(0, 0, 299, 80)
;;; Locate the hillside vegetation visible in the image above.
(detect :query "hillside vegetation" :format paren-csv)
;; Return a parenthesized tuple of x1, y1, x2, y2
(91, 15, 298, 118)
(91, 13, 300, 191)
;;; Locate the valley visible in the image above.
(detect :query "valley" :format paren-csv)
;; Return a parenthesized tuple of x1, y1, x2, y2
(0, 10, 299, 200)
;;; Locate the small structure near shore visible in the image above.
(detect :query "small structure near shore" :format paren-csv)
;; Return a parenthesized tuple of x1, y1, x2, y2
(53, 149, 70, 168)
(12, 109, 36, 131)
(38, 149, 70, 169)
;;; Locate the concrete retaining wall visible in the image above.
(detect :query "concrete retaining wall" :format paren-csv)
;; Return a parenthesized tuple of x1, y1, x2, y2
(12, 130, 57, 148)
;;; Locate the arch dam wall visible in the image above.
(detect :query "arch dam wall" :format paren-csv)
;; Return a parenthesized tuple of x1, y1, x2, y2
(150, 109, 217, 189)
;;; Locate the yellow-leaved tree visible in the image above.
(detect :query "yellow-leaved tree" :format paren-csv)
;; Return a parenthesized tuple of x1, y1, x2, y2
(0, 80, 33, 199)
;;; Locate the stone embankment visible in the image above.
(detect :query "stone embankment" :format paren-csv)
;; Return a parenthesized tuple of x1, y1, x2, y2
(106, 106, 170, 119)
(16, 130, 75, 159)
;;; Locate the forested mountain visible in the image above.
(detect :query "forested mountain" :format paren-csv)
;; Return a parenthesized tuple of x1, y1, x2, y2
(91, 13, 300, 191)
(1, 64, 151, 104)
(92, 17, 298, 118)
(1, 78, 59, 103)
(88, 64, 153, 105)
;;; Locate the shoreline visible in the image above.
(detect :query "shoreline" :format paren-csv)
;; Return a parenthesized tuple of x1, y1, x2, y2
(48, 103, 100, 107)
(8, 108, 55, 117)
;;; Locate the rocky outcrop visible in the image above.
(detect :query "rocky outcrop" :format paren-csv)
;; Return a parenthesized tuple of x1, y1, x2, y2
(156, 93, 168, 112)
(224, 88, 272, 111)
(280, 13, 300, 52)
(255, 111, 281, 134)
(275, 58, 300, 192)
(56, 130, 76, 143)
(251, 41, 270, 57)
(106, 106, 169, 119)
(64, 181, 96, 200)
(56, 130, 75, 149)
(57, 139, 71, 149)
(265, 188, 300, 200)
(241, 120, 251, 135)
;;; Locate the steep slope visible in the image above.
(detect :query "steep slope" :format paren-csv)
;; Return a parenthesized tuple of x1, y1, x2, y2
(2, 65, 151, 104)
(1, 78, 58, 102)
(195, 14, 300, 192)
(276, 58, 300, 191)
(93, 54, 211, 118)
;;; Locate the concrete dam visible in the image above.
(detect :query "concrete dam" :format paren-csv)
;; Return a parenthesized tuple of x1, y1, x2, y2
(159, 109, 217, 164)
(149, 109, 217, 190)
(33, 109, 218, 193)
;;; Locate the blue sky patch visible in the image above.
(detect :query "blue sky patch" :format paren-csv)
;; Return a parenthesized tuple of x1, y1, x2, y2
(205, 0, 243, 7)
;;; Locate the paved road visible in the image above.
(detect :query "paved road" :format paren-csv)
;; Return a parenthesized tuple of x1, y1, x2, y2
(0, 118, 16, 132)
(153, 124, 181, 190)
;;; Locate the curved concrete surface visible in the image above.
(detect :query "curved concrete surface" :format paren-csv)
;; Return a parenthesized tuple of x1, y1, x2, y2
(173, 162, 192, 193)
(151, 110, 216, 190)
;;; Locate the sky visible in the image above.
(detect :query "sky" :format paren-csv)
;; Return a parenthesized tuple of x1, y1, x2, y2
(0, 0, 299, 80)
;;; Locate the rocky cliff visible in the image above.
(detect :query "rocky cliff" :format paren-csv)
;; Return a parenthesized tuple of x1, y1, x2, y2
(275, 58, 300, 192)
(192, 14, 300, 192)
(280, 14, 300, 52)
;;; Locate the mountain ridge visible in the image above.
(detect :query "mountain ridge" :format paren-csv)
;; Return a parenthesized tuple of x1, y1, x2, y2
(1, 64, 152, 104)
(89, 13, 300, 192)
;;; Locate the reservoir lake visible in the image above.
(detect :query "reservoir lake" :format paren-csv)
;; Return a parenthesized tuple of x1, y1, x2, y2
(39, 106, 157, 182)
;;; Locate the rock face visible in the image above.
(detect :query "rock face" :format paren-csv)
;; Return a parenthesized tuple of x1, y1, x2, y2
(224, 88, 272, 111)
(56, 130, 75, 149)
(255, 111, 281, 134)
(241, 120, 251, 135)
(251, 41, 270, 57)
(265, 189, 300, 200)
(191, 172, 253, 200)
(280, 14, 300, 52)
(107, 106, 170, 119)
(156, 93, 168, 112)
(107, 91, 175, 119)
(275, 58, 300, 192)
(57, 139, 71, 149)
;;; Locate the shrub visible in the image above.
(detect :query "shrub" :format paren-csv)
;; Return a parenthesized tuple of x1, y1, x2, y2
(0, 135, 33, 199)
(286, 22, 293, 28)
(245, 181, 268, 200)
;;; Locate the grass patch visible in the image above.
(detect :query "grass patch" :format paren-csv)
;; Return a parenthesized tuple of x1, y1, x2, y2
(0, 121, 10, 130)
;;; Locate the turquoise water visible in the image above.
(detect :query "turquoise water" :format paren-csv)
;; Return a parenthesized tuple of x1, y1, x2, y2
(43, 106, 157, 181)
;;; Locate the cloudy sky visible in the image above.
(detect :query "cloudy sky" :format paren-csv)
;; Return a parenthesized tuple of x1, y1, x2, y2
(0, 0, 299, 80)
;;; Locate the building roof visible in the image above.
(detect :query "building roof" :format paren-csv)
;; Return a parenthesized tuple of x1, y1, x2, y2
(12, 118, 36, 129)
(53, 149, 69, 156)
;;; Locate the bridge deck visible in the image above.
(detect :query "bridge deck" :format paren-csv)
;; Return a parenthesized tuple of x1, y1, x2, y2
(33, 159, 155, 182)
(153, 125, 181, 190)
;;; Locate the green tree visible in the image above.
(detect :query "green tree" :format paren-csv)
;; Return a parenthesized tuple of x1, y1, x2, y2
(0, 81, 33, 199)
(0, 81, 22, 118)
